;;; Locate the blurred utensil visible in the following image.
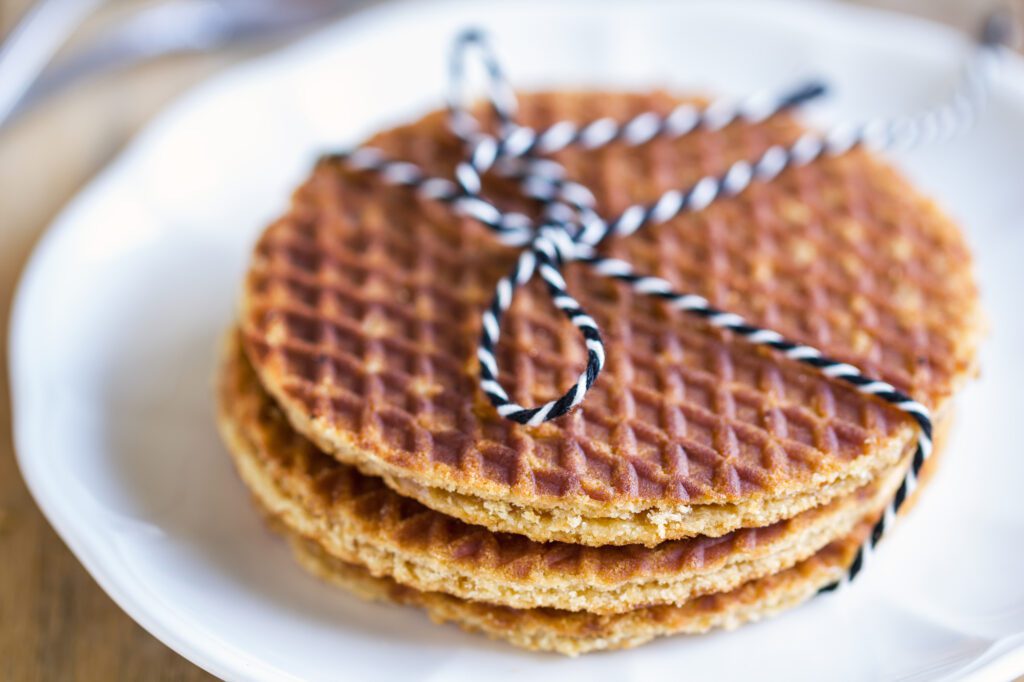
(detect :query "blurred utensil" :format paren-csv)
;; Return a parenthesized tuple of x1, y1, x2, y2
(0, 0, 105, 127)
(0, 0, 347, 128)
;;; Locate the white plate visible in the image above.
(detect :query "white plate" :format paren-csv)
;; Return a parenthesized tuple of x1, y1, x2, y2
(10, 0, 1024, 679)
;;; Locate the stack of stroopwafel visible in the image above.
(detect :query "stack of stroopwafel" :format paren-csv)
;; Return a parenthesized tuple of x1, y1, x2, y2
(216, 91, 981, 655)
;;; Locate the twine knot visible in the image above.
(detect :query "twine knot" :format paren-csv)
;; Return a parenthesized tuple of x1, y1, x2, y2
(318, 21, 1011, 585)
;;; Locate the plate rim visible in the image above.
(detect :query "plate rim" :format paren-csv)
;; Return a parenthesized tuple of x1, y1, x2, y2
(10, 0, 1024, 679)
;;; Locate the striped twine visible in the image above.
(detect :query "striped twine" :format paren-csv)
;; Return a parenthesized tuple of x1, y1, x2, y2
(322, 20, 1008, 587)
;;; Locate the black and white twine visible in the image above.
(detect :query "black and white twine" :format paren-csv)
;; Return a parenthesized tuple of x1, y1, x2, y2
(322, 17, 1009, 587)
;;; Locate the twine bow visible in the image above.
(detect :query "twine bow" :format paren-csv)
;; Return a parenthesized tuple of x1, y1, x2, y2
(324, 15, 1009, 586)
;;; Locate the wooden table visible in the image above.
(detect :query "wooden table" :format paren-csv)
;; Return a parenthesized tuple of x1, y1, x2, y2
(0, 1, 1009, 679)
(0, 3, 341, 677)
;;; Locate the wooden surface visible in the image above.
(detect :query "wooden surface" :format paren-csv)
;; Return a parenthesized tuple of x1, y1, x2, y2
(0, 3, 334, 679)
(0, 1, 1009, 680)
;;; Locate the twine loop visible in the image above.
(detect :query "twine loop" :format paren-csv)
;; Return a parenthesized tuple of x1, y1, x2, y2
(319, 19, 1013, 585)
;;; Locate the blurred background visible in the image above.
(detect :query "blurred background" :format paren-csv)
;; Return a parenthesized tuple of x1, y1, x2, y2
(0, 0, 1015, 679)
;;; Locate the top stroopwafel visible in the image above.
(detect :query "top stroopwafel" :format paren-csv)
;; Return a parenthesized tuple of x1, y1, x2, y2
(239, 91, 981, 545)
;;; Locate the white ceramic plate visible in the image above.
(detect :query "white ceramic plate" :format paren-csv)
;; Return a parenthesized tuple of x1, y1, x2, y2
(11, 0, 1024, 679)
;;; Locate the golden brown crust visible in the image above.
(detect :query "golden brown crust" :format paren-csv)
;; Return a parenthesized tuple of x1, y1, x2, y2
(284, 522, 865, 655)
(238, 90, 981, 537)
(216, 334, 941, 614)
(284, 453, 944, 656)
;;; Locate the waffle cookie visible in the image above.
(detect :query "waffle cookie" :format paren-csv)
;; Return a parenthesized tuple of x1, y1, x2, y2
(238, 91, 980, 547)
(218, 335, 943, 614)
(284, 518, 873, 655)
